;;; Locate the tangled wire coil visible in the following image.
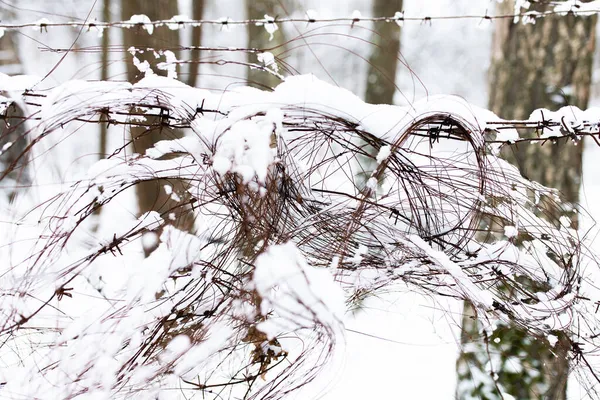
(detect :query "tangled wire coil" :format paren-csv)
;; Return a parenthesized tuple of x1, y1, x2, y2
(0, 74, 598, 399)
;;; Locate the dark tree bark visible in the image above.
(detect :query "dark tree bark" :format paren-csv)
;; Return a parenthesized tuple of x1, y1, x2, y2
(99, 0, 110, 159)
(364, 0, 402, 105)
(186, 0, 204, 88)
(122, 0, 180, 82)
(245, 0, 288, 89)
(457, 2, 597, 399)
(489, 4, 595, 203)
(357, 0, 402, 188)
(91, 0, 112, 231)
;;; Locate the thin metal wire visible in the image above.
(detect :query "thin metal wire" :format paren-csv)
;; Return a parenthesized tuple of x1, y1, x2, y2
(0, 7, 596, 32)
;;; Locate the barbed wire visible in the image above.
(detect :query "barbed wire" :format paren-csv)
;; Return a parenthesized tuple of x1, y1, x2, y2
(3, 74, 600, 398)
(0, 7, 596, 33)
(2, 98, 597, 149)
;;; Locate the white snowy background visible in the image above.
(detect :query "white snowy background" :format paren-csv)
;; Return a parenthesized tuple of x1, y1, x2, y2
(2, 0, 600, 399)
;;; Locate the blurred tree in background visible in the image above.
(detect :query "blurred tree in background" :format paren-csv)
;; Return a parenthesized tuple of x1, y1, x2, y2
(356, 0, 403, 189)
(456, 1, 597, 399)
(0, 3, 28, 202)
(364, 0, 402, 105)
(187, 0, 205, 88)
(121, 0, 194, 255)
(246, 0, 289, 88)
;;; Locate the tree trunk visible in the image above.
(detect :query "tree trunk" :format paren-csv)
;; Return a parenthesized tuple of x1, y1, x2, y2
(245, 0, 288, 89)
(90, 0, 112, 231)
(99, 0, 110, 159)
(0, 18, 22, 75)
(456, 2, 596, 399)
(357, 0, 402, 189)
(122, 0, 180, 82)
(186, 0, 204, 88)
(121, 0, 194, 255)
(364, 0, 402, 105)
(0, 5, 28, 202)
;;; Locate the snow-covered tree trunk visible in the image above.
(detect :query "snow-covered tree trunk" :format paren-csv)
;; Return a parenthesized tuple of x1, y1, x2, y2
(245, 0, 288, 89)
(121, 0, 194, 255)
(456, 2, 597, 399)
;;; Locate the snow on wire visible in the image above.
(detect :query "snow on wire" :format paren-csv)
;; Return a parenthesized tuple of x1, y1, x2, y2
(1, 70, 600, 398)
(1, 0, 600, 37)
